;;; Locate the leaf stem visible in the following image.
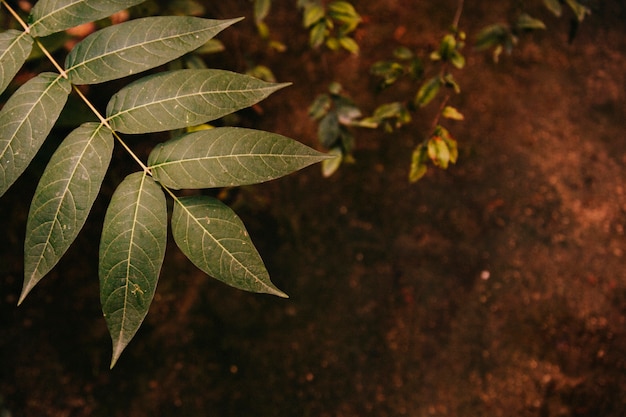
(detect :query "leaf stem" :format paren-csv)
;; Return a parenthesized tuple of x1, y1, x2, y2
(452, 0, 465, 30)
(72, 83, 150, 175)
(2, 0, 151, 176)
(35, 39, 68, 78)
(1, 0, 29, 33)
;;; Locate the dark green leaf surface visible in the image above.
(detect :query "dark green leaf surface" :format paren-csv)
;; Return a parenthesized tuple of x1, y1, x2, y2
(20, 123, 113, 304)
(172, 195, 287, 297)
(0, 72, 71, 197)
(29, 0, 147, 37)
(99, 172, 167, 368)
(0, 30, 33, 95)
(106, 69, 289, 134)
(148, 127, 329, 189)
(65, 16, 241, 84)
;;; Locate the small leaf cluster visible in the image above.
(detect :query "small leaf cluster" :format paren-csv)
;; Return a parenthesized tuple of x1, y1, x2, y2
(308, 82, 359, 177)
(298, 0, 361, 54)
(475, 0, 590, 61)
(252, 0, 287, 52)
(1, 0, 328, 368)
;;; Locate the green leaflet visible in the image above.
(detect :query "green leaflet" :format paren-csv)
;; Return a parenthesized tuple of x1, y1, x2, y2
(106, 69, 289, 134)
(0, 30, 34, 96)
(172, 195, 287, 297)
(65, 16, 242, 85)
(29, 0, 148, 38)
(20, 123, 113, 304)
(0, 73, 71, 197)
(414, 76, 441, 108)
(148, 127, 329, 189)
(99, 172, 167, 368)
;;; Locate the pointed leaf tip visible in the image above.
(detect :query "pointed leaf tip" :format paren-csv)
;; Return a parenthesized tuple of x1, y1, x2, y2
(100, 172, 167, 367)
(21, 123, 113, 304)
(65, 16, 243, 85)
(106, 69, 290, 134)
(171, 195, 288, 297)
(148, 127, 329, 189)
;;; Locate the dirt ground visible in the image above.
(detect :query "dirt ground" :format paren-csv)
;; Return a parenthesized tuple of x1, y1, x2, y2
(1, 1, 625, 416)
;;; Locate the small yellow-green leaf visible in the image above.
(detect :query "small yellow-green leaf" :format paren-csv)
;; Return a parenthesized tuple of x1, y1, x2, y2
(309, 20, 327, 48)
(338, 36, 359, 54)
(254, 0, 272, 22)
(303, 4, 325, 28)
(428, 137, 451, 169)
(475, 24, 508, 51)
(565, 0, 590, 22)
(322, 146, 343, 177)
(442, 106, 464, 120)
(543, 0, 562, 16)
(172, 195, 287, 297)
(414, 76, 441, 108)
(409, 145, 429, 183)
(516, 13, 547, 31)
(449, 50, 465, 69)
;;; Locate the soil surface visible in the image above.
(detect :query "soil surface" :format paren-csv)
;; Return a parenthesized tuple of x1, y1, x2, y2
(1, 1, 625, 416)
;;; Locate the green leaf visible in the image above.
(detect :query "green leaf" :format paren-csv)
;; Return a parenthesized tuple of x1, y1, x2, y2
(565, 0, 590, 22)
(0, 73, 71, 197)
(29, 0, 147, 38)
(0, 30, 34, 96)
(516, 13, 546, 31)
(328, 1, 361, 28)
(449, 50, 465, 69)
(442, 106, 464, 120)
(428, 137, 451, 169)
(414, 76, 441, 108)
(318, 111, 340, 148)
(409, 145, 428, 183)
(474, 24, 509, 51)
(148, 127, 329, 189)
(543, 0, 563, 16)
(338, 36, 359, 54)
(99, 172, 167, 368)
(254, 0, 271, 23)
(171, 195, 287, 297)
(303, 4, 325, 28)
(106, 69, 289, 134)
(20, 123, 113, 304)
(321, 146, 342, 177)
(65, 16, 242, 85)
(309, 20, 327, 48)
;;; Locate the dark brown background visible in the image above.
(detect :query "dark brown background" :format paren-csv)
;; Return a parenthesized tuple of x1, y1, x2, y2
(1, 1, 625, 416)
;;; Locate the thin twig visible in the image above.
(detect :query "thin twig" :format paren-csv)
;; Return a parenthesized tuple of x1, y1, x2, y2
(1, 0, 29, 33)
(452, 0, 465, 29)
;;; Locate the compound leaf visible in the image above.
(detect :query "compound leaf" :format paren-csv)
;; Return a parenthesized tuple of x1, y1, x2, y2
(29, 0, 147, 37)
(106, 69, 289, 134)
(99, 172, 167, 368)
(172, 195, 287, 297)
(0, 30, 34, 96)
(20, 123, 113, 304)
(65, 16, 241, 85)
(148, 127, 329, 189)
(0, 72, 71, 197)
